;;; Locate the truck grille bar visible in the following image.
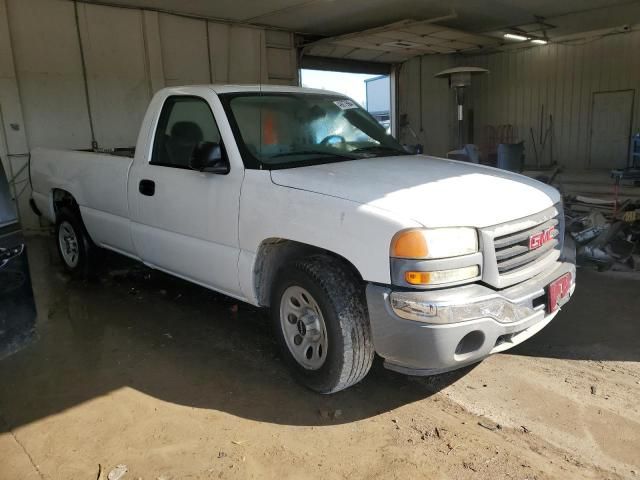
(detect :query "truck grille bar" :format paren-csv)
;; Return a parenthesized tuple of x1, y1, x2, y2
(494, 218, 559, 273)
(480, 205, 563, 289)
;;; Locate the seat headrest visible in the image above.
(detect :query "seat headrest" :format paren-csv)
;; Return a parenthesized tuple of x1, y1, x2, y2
(170, 121, 203, 143)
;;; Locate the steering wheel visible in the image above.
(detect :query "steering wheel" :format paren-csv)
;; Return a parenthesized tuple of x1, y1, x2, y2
(319, 134, 346, 147)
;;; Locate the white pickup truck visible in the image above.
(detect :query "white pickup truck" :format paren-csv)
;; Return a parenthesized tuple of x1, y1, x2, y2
(30, 85, 575, 393)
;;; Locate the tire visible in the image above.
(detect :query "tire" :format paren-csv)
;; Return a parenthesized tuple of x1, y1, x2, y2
(270, 254, 374, 394)
(55, 207, 99, 278)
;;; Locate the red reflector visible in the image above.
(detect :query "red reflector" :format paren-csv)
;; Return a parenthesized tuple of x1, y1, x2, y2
(548, 273, 572, 313)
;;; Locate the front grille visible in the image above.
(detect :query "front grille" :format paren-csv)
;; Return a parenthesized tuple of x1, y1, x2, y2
(494, 217, 560, 274)
(480, 204, 564, 289)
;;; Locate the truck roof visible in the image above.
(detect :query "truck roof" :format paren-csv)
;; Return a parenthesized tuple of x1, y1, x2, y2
(162, 84, 346, 97)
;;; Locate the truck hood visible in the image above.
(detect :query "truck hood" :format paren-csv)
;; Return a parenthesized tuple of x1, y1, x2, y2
(270, 155, 561, 228)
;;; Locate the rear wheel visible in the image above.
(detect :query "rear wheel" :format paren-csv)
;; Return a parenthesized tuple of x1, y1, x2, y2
(58, 220, 80, 269)
(55, 207, 99, 278)
(271, 255, 374, 394)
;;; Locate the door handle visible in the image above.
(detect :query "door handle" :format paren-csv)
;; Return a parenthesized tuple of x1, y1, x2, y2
(139, 179, 155, 196)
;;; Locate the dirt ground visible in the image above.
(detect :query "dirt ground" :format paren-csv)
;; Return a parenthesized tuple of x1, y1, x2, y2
(1, 237, 639, 480)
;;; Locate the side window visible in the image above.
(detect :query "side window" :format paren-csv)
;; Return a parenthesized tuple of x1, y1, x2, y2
(151, 96, 221, 169)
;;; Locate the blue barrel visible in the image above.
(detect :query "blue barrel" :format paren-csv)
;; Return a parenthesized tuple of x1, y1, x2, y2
(497, 142, 524, 172)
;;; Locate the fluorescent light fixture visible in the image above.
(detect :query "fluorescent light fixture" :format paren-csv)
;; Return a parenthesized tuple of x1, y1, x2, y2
(531, 39, 548, 45)
(504, 33, 528, 41)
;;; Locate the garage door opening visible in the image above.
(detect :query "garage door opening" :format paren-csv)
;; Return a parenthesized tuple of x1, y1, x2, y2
(300, 69, 392, 133)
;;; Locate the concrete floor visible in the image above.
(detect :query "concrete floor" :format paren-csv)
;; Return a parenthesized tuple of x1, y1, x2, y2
(1, 237, 639, 479)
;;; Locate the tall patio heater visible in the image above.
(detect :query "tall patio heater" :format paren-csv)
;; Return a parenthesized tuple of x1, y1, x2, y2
(434, 66, 489, 148)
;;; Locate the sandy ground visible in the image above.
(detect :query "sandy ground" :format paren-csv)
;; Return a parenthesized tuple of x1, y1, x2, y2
(1, 237, 639, 480)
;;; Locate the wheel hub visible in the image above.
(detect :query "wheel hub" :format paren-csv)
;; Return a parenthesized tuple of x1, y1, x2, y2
(58, 221, 80, 268)
(297, 318, 307, 336)
(298, 311, 321, 342)
(279, 286, 328, 370)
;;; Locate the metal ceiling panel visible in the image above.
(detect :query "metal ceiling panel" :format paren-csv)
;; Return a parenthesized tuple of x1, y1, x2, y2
(81, 0, 640, 41)
(344, 49, 389, 61)
(301, 55, 392, 74)
(305, 43, 336, 57)
(428, 29, 468, 40)
(445, 41, 483, 51)
(423, 44, 458, 54)
(461, 35, 499, 46)
(370, 31, 432, 43)
(402, 24, 450, 36)
(372, 52, 413, 63)
(331, 38, 382, 49)
(303, 19, 500, 64)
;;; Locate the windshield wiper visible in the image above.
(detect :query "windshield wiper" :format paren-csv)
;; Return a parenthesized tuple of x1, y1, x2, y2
(349, 145, 406, 156)
(270, 150, 358, 159)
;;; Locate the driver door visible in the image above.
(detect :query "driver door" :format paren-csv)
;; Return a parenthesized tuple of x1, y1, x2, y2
(128, 94, 243, 297)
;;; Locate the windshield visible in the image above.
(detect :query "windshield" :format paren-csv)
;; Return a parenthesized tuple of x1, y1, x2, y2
(219, 92, 409, 169)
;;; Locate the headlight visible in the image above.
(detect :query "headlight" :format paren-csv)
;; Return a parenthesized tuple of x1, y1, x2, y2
(390, 228, 481, 287)
(389, 292, 535, 324)
(390, 228, 478, 259)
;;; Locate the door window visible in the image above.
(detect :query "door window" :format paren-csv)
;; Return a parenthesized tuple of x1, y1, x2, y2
(151, 96, 221, 169)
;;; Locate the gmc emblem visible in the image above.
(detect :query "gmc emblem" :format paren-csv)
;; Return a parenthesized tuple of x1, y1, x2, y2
(529, 226, 555, 250)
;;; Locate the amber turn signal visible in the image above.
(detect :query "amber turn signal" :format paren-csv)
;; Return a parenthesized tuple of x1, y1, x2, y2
(404, 266, 480, 286)
(391, 230, 429, 259)
(405, 271, 431, 285)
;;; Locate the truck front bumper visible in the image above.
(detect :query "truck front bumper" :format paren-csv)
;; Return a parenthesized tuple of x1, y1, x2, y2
(366, 261, 576, 376)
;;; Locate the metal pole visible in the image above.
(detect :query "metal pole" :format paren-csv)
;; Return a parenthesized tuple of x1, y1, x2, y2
(456, 86, 465, 148)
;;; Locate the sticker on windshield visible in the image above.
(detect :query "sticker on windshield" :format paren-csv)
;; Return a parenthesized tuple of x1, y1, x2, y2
(333, 99, 358, 110)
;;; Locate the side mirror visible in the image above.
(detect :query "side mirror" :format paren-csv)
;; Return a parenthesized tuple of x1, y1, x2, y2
(190, 142, 230, 174)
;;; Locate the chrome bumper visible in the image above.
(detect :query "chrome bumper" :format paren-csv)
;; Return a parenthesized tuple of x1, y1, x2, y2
(366, 261, 576, 376)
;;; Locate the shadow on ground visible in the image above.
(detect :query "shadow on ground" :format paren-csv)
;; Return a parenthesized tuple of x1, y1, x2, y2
(512, 267, 640, 362)
(5, 238, 634, 433)
(0, 237, 472, 431)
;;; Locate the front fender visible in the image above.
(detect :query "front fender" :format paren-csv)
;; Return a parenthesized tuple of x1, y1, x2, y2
(237, 171, 421, 302)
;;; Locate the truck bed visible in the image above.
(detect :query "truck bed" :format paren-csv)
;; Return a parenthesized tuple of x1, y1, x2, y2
(30, 147, 134, 251)
(77, 147, 136, 158)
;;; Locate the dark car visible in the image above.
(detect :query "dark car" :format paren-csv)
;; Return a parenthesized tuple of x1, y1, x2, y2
(0, 158, 36, 359)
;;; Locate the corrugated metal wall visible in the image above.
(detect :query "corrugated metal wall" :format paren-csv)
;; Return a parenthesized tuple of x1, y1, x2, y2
(398, 30, 640, 169)
(397, 55, 456, 158)
(466, 30, 640, 169)
(6, 0, 298, 149)
(0, 0, 298, 227)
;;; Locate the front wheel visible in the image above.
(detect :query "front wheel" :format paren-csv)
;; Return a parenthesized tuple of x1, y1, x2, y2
(271, 255, 374, 394)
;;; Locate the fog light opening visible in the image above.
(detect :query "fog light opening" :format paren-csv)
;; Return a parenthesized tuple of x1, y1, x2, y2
(455, 330, 485, 358)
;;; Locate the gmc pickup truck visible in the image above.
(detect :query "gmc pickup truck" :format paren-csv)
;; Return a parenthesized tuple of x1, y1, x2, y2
(30, 85, 575, 393)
